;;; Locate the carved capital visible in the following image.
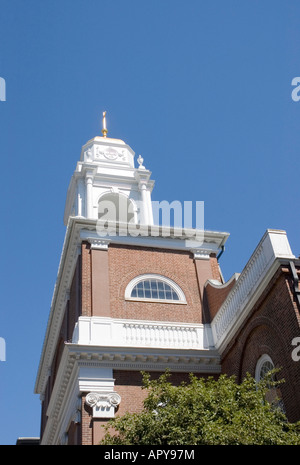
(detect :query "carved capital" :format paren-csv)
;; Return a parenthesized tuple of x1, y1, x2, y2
(191, 248, 211, 260)
(86, 391, 121, 408)
(85, 392, 121, 418)
(88, 238, 110, 250)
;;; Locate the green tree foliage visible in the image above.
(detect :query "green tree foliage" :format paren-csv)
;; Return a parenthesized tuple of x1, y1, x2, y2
(100, 370, 300, 445)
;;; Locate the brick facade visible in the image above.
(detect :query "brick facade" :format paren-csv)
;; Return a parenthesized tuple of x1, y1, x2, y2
(108, 244, 203, 323)
(221, 265, 300, 422)
(39, 241, 220, 443)
(77, 242, 221, 324)
(204, 275, 237, 322)
(39, 238, 300, 444)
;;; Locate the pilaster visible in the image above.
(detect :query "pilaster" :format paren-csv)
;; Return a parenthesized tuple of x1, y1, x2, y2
(191, 248, 217, 300)
(88, 238, 111, 317)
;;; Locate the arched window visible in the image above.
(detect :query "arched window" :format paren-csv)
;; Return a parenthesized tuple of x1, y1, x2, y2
(98, 192, 135, 223)
(125, 274, 186, 304)
(255, 354, 285, 412)
(255, 354, 275, 383)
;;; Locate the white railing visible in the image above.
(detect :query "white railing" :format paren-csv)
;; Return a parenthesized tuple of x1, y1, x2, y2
(211, 230, 295, 349)
(72, 316, 214, 350)
(123, 322, 200, 348)
(72, 231, 294, 354)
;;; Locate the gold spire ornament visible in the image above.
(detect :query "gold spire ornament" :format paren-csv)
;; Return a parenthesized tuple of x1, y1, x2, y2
(102, 111, 108, 138)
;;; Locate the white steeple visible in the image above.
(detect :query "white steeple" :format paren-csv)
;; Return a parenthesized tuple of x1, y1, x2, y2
(63, 113, 155, 227)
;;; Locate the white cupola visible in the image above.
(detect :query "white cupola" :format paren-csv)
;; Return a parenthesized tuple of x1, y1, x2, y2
(64, 112, 155, 227)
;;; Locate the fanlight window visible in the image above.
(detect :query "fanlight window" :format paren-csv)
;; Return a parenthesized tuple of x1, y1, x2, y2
(255, 354, 275, 383)
(259, 360, 275, 381)
(255, 354, 285, 412)
(125, 274, 186, 303)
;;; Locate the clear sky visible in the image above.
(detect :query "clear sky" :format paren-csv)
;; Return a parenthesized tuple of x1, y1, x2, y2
(0, 0, 300, 445)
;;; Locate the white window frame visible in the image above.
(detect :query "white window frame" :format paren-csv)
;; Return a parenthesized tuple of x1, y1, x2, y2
(255, 354, 275, 382)
(125, 274, 187, 304)
(255, 353, 285, 412)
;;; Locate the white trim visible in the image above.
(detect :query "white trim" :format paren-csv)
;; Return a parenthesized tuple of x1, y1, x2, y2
(72, 316, 214, 350)
(255, 354, 274, 382)
(87, 238, 111, 250)
(191, 248, 211, 260)
(211, 230, 295, 353)
(41, 343, 221, 444)
(85, 391, 121, 418)
(125, 273, 187, 304)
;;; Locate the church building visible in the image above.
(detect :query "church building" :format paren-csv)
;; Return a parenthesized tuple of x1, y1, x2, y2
(34, 114, 300, 445)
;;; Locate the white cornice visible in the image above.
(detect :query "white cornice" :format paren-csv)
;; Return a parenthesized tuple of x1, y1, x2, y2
(41, 342, 221, 445)
(66, 343, 221, 372)
(85, 219, 229, 252)
(34, 218, 81, 395)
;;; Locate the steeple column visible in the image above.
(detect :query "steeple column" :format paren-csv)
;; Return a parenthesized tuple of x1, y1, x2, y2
(146, 189, 154, 225)
(85, 170, 94, 219)
(135, 155, 154, 226)
(139, 182, 149, 225)
(77, 179, 84, 217)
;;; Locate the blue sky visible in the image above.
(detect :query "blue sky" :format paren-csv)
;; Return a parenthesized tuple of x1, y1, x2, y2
(0, 0, 300, 445)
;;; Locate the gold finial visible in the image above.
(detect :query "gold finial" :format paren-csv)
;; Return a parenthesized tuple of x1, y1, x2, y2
(102, 111, 108, 138)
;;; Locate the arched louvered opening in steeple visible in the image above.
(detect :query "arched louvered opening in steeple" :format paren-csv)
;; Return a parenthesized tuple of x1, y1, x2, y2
(98, 192, 136, 224)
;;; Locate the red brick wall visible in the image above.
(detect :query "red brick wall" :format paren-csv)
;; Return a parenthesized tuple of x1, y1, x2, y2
(81, 395, 93, 445)
(107, 244, 215, 324)
(79, 242, 221, 324)
(221, 266, 300, 422)
(204, 276, 237, 321)
(210, 255, 223, 282)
